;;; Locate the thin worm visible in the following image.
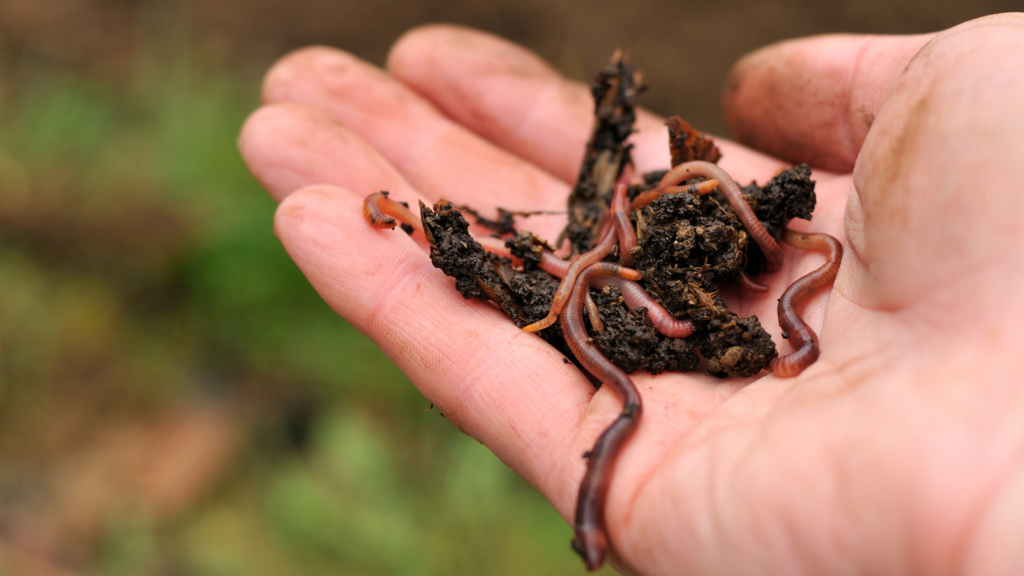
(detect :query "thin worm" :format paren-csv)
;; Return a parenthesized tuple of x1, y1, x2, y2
(539, 253, 693, 339)
(628, 179, 719, 212)
(475, 235, 513, 257)
(523, 184, 629, 333)
(595, 277, 695, 338)
(594, 212, 611, 245)
(585, 292, 604, 331)
(736, 270, 769, 293)
(561, 262, 643, 571)
(363, 191, 423, 234)
(769, 229, 842, 378)
(659, 161, 784, 273)
(366, 198, 687, 342)
(610, 183, 637, 268)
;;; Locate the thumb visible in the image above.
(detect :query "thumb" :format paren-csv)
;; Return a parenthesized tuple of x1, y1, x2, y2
(722, 32, 932, 172)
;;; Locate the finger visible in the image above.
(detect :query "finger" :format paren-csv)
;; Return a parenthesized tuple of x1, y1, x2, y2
(261, 45, 571, 228)
(387, 24, 787, 185)
(274, 183, 594, 511)
(847, 14, 1024, 311)
(723, 32, 934, 173)
(239, 102, 423, 206)
(240, 102, 548, 240)
(276, 184, 753, 535)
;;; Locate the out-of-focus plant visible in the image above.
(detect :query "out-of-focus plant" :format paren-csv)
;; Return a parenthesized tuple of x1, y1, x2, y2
(0, 40, 599, 575)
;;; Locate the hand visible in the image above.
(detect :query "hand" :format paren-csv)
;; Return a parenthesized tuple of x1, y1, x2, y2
(239, 15, 1024, 575)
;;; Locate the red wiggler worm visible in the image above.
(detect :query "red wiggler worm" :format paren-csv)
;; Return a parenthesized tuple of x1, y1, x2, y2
(593, 276, 696, 338)
(610, 183, 638, 268)
(363, 191, 422, 233)
(658, 161, 784, 273)
(769, 229, 842, 377)
(560, 262, 644, 571)
(736, 270, 770, 293)
(538, 253, 694, 339)
(585, 291, 605, 331)
(523, 184, 630, 333)
(628, 178, 720, 212)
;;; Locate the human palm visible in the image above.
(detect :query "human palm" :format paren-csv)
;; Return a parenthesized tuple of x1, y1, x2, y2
(240, 15, 1024, 575)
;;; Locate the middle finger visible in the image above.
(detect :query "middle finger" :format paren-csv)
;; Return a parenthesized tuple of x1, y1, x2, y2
(262, 46, 572, 225)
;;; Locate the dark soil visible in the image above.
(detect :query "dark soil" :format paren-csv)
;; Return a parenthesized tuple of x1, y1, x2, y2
(561, 52, 640, 255)
(420, 56, 817, 378)
(421, 200, 700, 376)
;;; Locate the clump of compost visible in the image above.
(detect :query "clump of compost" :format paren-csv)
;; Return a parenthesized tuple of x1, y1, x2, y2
(420, 52, 816, 378)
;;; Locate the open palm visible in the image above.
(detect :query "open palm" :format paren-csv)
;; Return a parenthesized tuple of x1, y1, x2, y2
(240, 15, 1024, 575)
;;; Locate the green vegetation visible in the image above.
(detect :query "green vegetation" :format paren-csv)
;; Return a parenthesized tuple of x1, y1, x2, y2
(0, 47, 605, 575)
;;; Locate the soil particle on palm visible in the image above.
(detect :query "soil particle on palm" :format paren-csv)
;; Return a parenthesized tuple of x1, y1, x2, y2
(699, 314, 777, 377)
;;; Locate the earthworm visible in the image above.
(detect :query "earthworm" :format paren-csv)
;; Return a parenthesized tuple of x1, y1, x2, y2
(594, 277, 695, 338)
(561, 262, 644, 571)
(610, 183, 637, 267)
(475, 235, 513, 256)
(536, 251, 696, 336)
(538, 253, 694, 339)
(536, 251, 570, 277)
(585, 292, 605, 331)
(736, 270, 769, 293)
(659, 161, 784, 273)
(769, 229, 842, 378)
(523, 184, 629, 333)
(628, 179, 719, 212)
(363, 191, 422, 233)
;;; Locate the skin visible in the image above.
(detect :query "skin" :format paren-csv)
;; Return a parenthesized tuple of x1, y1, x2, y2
(239, 14, 1024, 575)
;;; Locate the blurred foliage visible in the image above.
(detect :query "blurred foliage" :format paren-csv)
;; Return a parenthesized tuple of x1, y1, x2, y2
(0, 35, 603, 576)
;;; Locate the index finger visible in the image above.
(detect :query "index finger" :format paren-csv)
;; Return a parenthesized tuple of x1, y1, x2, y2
(274, 183, 749, 541)
(387, 25, 789, 186)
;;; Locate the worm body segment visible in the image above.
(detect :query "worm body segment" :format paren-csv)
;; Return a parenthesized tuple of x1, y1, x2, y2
(523, 184, 630, 333)
(594, 277, 696, 338)
(363, 191, 422, 234)
(610, 183, 637, 268)
(770, 229, 842, 378)
(658, 161, 784, 273)
(539, 254, 694, 339)
(561, 262, 644, 570)
(585, 292, 605, 331)
(736, 270, 770, 293)
(628, 178, 719, 212)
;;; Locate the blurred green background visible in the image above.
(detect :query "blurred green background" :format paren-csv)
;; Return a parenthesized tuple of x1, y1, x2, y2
(0, 0, 1017, 574)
